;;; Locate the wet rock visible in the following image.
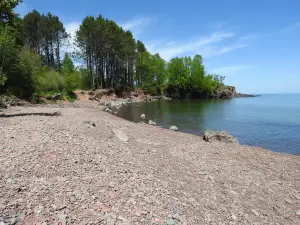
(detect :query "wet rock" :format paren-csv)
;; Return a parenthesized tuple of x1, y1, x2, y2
(140, 114, 146, 120)
(148, 120, 156, 125)
(169, 126, 178, 131)
(203, 130, 239, 144)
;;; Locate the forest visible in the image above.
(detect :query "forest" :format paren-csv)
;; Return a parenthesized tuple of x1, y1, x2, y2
(0, 0, 225, 100)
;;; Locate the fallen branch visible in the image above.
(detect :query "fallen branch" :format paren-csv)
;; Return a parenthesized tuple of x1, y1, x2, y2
(0, 111, 61, 118)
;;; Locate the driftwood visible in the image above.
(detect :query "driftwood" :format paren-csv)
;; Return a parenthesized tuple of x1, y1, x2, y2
(0, 111, 61, 118)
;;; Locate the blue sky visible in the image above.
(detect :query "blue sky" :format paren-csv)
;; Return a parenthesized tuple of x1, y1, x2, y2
(15, 0, 300, 94)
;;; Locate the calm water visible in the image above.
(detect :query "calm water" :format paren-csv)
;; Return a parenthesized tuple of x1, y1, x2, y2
(117, 94, 300, 155)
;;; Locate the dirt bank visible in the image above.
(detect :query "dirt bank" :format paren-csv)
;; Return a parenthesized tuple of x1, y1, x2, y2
(0, 105, 299, 224)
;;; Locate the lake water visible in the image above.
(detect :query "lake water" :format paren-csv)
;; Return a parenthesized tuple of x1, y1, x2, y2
(117, 94, 300, 155)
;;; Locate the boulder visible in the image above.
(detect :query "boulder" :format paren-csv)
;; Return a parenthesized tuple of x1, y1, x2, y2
(148, 120, 156, 125)
(169, 126, 178, 131)
(140, 114, 146, 120)
(203, 130, 239, 144)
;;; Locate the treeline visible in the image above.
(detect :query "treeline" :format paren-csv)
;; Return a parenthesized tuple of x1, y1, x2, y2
(0, 0, 225, 100)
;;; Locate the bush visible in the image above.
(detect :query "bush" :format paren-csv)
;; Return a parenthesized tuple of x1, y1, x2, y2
(64, 71, 80, 92)
(36, 70, 65, 92)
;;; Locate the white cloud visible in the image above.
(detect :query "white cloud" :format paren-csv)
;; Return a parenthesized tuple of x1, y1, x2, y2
(120, 17, 155, 37)
(147, 31, 243, 60)
(210, 65, 252, 75)
(64, 22, 80, 53)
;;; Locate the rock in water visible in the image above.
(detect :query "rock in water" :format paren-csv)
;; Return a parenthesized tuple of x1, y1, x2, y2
(112, 129, 129, 142)
(203, 130, 239, 144)
(140, 114, 146, 120)
(169, 126, 178, 131)
(148, 120, 156, 125)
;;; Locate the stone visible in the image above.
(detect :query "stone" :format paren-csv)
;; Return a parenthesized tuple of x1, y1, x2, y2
(105, 108, 110, 112)
(83, 121, 96, 127)
(251, 209, 259, 216)
(140, 114, 146, 120)
(10, 217, 18, 225)
(231, 214, 237, 220)
(169, 126, 178, 131)
(285, 198, 293, 204)
(296, 210, 300, 216)
(166, 218, 176, 225)
(112, 129, 129, 142)
(203, 130, 239, 144)
(57, 214, 67, 225)
(148, 120, 156, 125)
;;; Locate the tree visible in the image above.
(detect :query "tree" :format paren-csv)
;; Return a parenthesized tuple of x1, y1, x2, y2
(0, 0, 22, 24)
(0, 25, 18, 88)
(23, 11, 68, 70)
(191, 54, 205, 89)
(62, 53, 74, 75)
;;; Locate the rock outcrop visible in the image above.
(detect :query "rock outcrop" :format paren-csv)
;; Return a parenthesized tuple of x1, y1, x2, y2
(203, 130, 239, 144)
(213, 86, 258, 99)
(0, 95, 29, 108)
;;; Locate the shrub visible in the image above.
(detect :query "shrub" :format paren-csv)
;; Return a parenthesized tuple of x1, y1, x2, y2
(36, 70, 65, 92)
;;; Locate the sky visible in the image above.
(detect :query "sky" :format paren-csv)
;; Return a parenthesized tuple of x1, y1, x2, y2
(15, 0, 300, 94)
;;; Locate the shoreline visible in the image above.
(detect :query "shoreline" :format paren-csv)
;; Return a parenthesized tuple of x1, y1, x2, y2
(0, 104, 299, 224)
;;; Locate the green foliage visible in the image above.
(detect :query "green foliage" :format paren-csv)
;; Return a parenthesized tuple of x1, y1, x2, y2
(64, 71, 80, 92)
(0, 1, 226, 100)
(0, 0, 22, 24)
(37, 70, 65, 91)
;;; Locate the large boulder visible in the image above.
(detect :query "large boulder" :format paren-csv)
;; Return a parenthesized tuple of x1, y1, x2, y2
(203, 130, 239, 144)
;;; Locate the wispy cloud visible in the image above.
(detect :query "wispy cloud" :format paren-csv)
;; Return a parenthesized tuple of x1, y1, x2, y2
(147, 31, 249, 60)
(120, 17, 156, 37)
(281, 22, 300, 33)
(210, 65, 253, 75)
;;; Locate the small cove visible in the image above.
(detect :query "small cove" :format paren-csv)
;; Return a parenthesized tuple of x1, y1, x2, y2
(117, 94, 300, 155)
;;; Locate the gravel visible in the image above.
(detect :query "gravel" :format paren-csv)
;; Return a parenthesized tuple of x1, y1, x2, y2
(0, 106, 299, 224)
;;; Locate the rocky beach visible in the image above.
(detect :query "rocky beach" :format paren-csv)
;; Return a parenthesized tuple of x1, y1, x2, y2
(0, 100, 300, 224)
